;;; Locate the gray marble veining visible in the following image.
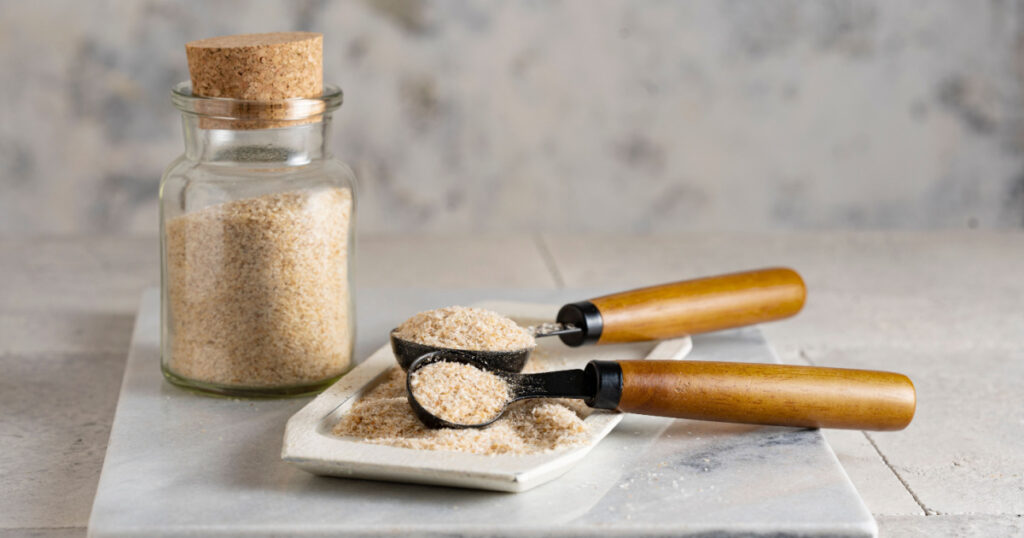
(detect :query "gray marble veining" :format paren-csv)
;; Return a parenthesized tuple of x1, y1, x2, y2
(88, 289, 875, 536)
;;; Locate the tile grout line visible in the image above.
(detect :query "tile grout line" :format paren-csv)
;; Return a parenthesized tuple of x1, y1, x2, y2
(863, 431, 935, 516)
(533, 234, 566, 289)
(800, 349, 934, 517)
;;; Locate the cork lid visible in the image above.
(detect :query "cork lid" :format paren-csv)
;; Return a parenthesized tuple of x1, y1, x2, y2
(184, 32, 326, 129)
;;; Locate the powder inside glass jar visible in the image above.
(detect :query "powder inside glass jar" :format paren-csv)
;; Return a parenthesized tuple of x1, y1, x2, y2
(165, 187, 352, 387)
(409, 361, 511, 425)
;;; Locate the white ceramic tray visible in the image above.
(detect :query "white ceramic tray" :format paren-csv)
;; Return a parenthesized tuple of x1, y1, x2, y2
(282, 301, 693, 492)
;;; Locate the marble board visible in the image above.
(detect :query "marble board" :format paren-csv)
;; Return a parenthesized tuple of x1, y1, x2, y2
(88, 288, 876, 537)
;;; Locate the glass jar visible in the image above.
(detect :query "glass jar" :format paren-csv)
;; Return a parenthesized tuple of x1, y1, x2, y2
(160, 82, 356, 397)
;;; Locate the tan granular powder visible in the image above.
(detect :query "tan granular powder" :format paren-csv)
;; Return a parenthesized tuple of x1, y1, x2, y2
(165, 187, 352, 387)
(333, 365, 591, 455)
(394, 306, 535, 351)
(410, 362, 511, 425)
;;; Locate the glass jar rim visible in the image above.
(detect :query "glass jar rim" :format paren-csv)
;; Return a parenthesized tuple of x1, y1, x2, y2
(171, 81, 343, 122)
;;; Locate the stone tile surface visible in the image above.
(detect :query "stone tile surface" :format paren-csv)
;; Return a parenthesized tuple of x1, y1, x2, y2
(543, 231, 1024, 528)
(0, 235, 557, 534)
(0, 529, 85, 538)
(1, 234, 1022, 536)
(805, 347, 1024, 516)
(0, 237, 157, 313)
(789, 349, 922, 517)
(356, 235, 558, 288)
(877, 515, 1024, 537)
(0, 312, 135, 356)
(543, 232, 1024, 351)
(821, 430, 923, 517)
(0, 353, 125, 528)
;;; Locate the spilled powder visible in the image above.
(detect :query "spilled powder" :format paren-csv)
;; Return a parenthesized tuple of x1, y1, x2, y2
(409, 361, 511, 425)
(333, 359, 591, 455)
(393, 306, 535, 351)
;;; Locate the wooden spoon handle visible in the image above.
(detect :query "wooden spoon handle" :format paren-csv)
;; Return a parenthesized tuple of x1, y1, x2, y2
(557, 268, 806, 346)
(610, 360, 916, 431)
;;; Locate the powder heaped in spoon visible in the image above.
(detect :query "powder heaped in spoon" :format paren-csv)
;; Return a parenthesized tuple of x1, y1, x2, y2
(409, 361, 512, 425)
(394, 306, 536, 351)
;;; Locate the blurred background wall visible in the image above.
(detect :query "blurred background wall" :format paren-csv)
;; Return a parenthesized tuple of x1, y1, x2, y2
(1, 0, 1023, 235)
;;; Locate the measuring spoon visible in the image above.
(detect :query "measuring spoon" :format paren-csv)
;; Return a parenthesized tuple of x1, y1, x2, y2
(406, 351, 916, 431)
(392, 267, 806, 371)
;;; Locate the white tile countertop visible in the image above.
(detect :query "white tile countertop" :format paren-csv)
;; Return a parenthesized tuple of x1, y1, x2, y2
(1, 232, 1023, 536)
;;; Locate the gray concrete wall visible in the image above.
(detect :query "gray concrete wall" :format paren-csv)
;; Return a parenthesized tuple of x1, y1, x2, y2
(2, 0, 1023, 234)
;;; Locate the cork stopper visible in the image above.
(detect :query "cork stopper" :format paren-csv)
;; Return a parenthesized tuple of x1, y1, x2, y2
(185, 32, 324, 128)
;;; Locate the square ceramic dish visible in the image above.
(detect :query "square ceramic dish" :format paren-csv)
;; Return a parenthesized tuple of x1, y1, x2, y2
(282, 301, 692, 492)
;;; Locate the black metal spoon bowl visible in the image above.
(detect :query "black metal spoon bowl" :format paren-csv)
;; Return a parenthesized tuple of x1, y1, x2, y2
(390, 329, 533, 372)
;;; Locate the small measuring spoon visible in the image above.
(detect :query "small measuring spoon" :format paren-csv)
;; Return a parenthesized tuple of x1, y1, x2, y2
(405, 351, 917, 431)
(392, 267, 807, 371)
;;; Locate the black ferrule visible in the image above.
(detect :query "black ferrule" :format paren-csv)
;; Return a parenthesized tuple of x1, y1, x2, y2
(584, 360, 623, 410)
(556, 300, 603, 347)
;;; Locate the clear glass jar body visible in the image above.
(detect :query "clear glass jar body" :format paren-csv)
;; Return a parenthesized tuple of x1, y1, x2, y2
(160, 85, 356, 397)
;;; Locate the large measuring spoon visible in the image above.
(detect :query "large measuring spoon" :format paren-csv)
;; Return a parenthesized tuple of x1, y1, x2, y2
(406, 351, 917, 431)
(391, 267, 806, 371)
